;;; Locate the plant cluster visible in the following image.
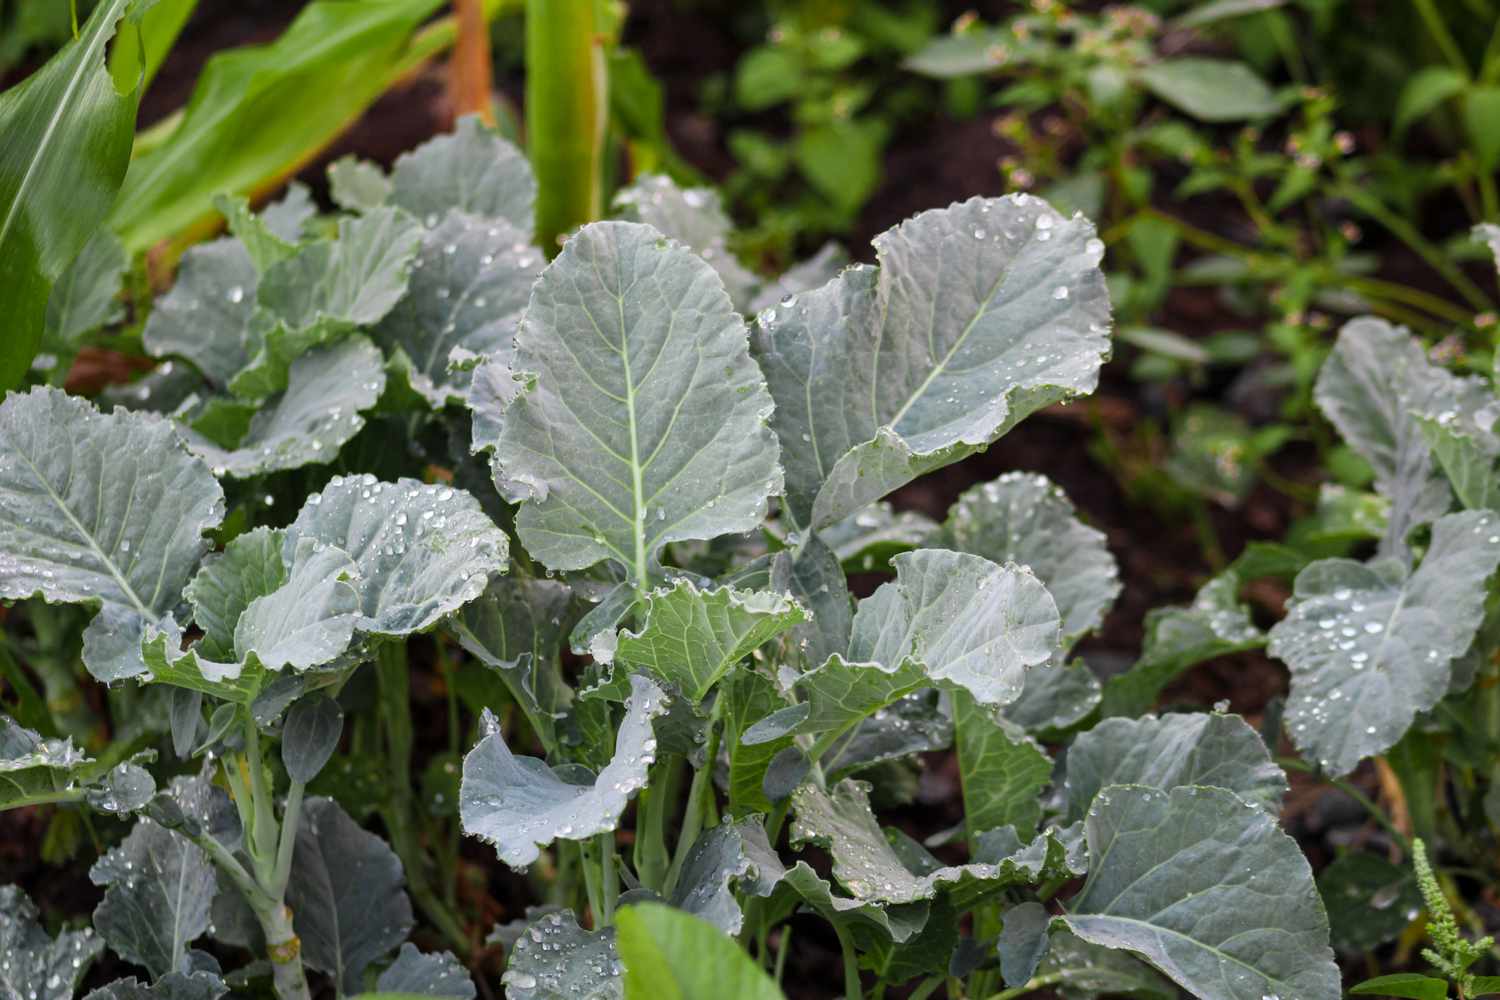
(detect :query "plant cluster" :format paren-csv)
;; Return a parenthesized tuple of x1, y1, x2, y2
(7, 2, 1500, 1000)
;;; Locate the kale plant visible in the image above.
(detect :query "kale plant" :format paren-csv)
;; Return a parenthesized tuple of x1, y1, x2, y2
(2, 115, 1436, 1000)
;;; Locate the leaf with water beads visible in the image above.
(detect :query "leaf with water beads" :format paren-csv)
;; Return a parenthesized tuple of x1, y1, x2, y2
(1268, 508, 1500, 776)
(90, 817, 217, 979)
(1314, 318, 1473, 557)
(940, 471, 1119, 658)
(0, 884, 104, 1000)
(751, 193, 1111, 530)
(1065, 711, 1287, 821)
(1, 713, 91, 807)
(790, 780, 1076, 907)
(180, 336, 386, 478)
(82, 972, 227, 1000)
(373, 211, 542, 408)
(142, 241, 259, 387)
(1063, 784, 1341, 1000)
(501, 909, 622, 1000)
(389, 115, 537, 237)
(479, 221, 783, 587)
(460, 675, 669, 867)
(229, 206, 422, 399)
(0, 387, 224, 683)
(284, 474, 508, 637)
(612, 173, 760, 311)
(669, 816, 787, 935)
(375, 943, 475, 999)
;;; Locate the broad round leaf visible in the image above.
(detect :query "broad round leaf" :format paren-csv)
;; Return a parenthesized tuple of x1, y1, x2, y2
(0, 387, 224, 682)
(1064, 784, 1339, 1000)
(752, 194, 1110, 529)
(282, 694, 344, 784)
(285, 474, 507, 637)
(484, 221, 782, 585)
(390, 115, 536, 235)
(1269, 509, 1500, 776)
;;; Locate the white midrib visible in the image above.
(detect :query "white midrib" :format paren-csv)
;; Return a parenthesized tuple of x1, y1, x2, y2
(616, 288, 648, 592)
(0, 0, 126, 260)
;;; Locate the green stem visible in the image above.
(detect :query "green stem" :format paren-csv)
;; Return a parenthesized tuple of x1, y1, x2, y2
(907, 977, 943, 1000)
(1413, 0, 1472, 76)
(580, 839, 605, 926)
(832, 919, 862, 1000)
(272, 781, 305, 897)
(1337, 183, 1495, 312)
(243, 714, 279, 884)
(1278, 756, 1410, 848)
(635, 755, 680, 891)
(773, 923, 792, 985)
(526, 0, 609, 252)
(376, 643, 471, 957)
(663, 698, 725, 897)
(598, 831, 618, 924)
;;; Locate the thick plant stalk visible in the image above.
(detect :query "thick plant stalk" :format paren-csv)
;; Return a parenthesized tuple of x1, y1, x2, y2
(256, 901, 312, 1000)
(526, 0, 608, 252)
(450, 0, 495, 125)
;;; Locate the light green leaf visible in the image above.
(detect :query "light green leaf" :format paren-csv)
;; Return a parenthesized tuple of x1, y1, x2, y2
(1413, 379, 1500, 510)
(1315, 318, 1469, 555)
(776, 861, 932, 944)
(0, 885, 105, 1000)
(184, 336, 386, 477)
(183, 526, 286, 663)
(792, 653, 928, 740)
(751, 194, 1110, 529)
(617, 903, 785, 1000)
(372, 211, 541, 408)
(110, 0, 449, 251)
(953, 692, 1051, 838)
(214, 192, 299, 273)
(0, 387, 224, 682)
(1349, 973, 1449, 1000)
(1139, 58, 1283, 121)
(328, 156, 393, 213)
(902, 28, 1014, 78)
(288, 796, 413, 995)
(1395, 66, 1469, 135)
(375, 944, 475, 999)
(485, 221, 782, 585)
(1100, 570, 1263, 718)
(790, 780, 1064, 906)
(613, 580, 805, 704)
(1004, 659, 1101, 734)
(502, 909, 621, 1000)
(390, 115, 536, 235)
(942, 471, 1119, 656)
(141, 237, 259, 386)
(669, 816, 787, 934)
(1, 714, 91, 808)
(849, 549, 1060, 707)
(0, 0, 142, 388)
(83, 973, 226, 1000)
(285, 474, 508, 637)
(146, 533, 363, 700)
(1064, 784, 1339, 1000)
(45, 230, 127, 351)
(460, 675, 668, 867)
(613, 174, 759, 310)
(1268, 509, 1500, 776)
(90, 818, 216, 979)
(231, 206, 422, 398)
(1066, 712, 1287, 821)
(1171, 0, 1286, 27)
